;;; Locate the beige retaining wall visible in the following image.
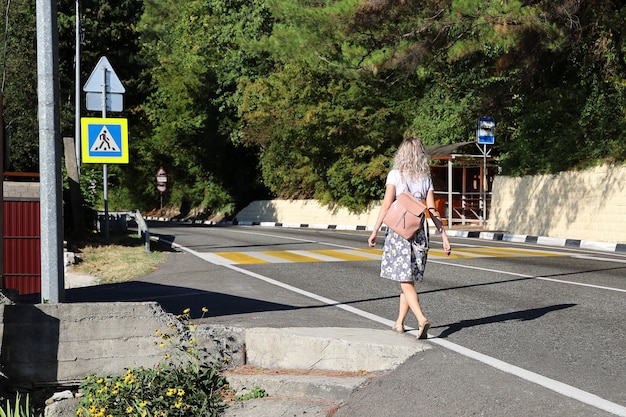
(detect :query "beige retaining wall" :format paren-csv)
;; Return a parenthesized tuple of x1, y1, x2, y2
(236, 164, 626, 245)
(487, 164, 626, 244)
(235, 200, 382, 229)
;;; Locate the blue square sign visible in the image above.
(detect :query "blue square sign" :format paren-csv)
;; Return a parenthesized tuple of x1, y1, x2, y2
(81, 117, 129, 163)
(477, 117, 495, 145)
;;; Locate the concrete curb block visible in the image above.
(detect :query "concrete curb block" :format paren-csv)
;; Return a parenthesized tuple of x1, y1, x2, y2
(244, 327, 428, 372)
(223, 372, 371, 402)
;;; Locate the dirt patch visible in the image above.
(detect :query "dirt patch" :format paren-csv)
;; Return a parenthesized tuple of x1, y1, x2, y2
(222, 365, 380, 379)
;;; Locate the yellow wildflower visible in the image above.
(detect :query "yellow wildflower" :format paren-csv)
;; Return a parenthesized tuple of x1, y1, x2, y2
(183, 308, 190, 314)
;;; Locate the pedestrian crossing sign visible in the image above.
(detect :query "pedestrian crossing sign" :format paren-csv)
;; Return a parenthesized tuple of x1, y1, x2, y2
(81, 117, 129, 163)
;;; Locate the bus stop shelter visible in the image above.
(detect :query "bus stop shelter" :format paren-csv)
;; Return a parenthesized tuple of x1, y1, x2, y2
(425, 142, 498, 227)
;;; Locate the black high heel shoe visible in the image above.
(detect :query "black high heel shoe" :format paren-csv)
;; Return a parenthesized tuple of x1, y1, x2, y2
(417, 320, 430, 339)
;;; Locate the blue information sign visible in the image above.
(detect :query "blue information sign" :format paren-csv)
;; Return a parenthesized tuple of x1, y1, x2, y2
(477, 117, 495, 145)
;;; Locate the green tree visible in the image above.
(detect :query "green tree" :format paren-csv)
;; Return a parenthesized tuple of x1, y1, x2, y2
(1, 0, 38, 172)
(3, 0, 625, 216)
(135, 0, 272, 216)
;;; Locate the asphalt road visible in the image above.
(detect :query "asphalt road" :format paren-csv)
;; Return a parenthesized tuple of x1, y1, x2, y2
(70, 223, 626, 415)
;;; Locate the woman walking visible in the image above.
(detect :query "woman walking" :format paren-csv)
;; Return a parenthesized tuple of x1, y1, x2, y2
(368, 136, 451, 339)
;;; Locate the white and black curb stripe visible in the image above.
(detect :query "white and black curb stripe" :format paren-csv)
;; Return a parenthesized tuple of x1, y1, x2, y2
(444, 230, 626, 253)
(143, 217, 626, 254)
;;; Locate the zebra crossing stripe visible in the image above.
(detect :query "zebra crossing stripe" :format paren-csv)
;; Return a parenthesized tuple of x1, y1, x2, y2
(206, 246, 565, 265)
(309, 249, 375, 261)
(213, 252, 271, 264)
(261, 250, 325, 263)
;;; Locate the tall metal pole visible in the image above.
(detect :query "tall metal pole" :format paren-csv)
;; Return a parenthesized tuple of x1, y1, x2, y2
(0, 99, 4, 293)
(483, 144, 487, 226)
(447, 158, 453, 227)
(75, 0, 81, 168)
(36, 0, 64, 303)
(101, 65, 109, 242)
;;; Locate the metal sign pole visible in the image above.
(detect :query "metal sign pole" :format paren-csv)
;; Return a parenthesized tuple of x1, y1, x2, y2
(483, 144, 487, 226)
(82, 57, 126, 243)
(476, 117, 495, 228)
(75, 0, 81, 169)
(101, 65, 109, 242)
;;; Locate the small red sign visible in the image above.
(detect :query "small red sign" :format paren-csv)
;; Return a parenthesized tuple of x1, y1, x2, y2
(156, 167, 167, 182)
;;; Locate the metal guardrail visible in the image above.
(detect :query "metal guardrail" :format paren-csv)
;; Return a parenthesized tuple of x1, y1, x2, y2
(131, 210, 150, 253)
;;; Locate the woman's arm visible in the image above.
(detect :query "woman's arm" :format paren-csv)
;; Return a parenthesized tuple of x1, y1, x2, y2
(368, 184, 396, 247)
(426, 190, 451, 255)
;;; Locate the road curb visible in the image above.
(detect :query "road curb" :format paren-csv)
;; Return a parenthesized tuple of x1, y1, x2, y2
(144, 216, 626, 254)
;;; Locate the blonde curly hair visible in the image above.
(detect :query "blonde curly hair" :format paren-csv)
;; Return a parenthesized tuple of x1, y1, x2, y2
(392, 136, 430, 181)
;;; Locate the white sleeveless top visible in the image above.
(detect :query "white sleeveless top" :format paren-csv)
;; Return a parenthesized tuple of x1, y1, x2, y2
(386, 169, 433, 200)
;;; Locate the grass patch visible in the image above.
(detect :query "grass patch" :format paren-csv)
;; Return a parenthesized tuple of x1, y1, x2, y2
(70, 232, 168, 284)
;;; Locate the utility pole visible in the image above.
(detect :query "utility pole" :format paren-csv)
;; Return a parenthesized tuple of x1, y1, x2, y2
(36, 0, 65, 303)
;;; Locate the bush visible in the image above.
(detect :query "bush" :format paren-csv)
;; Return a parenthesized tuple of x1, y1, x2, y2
(76, 363, 226, 417)
(76, 308, 227, 417)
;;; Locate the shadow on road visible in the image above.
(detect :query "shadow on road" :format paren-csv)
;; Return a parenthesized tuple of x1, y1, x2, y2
(65, 281, 302, 319)
(433, 303, 576, 338)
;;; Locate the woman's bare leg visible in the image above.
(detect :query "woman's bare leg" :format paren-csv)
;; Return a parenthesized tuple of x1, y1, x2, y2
(394, 293, 409, 330)
(399, 282, 428, 325)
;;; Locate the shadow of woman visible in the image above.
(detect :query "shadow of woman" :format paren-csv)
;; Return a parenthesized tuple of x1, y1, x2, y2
(433, 303, 576, 339)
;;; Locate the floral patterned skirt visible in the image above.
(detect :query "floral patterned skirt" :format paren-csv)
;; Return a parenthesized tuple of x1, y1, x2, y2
(380, 221, 429, 283)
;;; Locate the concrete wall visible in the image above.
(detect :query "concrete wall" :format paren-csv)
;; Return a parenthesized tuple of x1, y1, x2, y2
(0, 302, 244, 386)
(488, 164, 626, 244)
(235, 199, 381, 229)
(235, 164, 625, 245)
(3, 181, 40, 201)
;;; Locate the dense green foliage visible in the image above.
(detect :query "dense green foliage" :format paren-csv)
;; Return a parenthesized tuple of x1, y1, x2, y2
(2, 0, 625, 214)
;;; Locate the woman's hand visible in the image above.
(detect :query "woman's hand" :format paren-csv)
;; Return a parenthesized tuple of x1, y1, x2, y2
(368, 231, 378, 247)
(442, 233, 451, 256)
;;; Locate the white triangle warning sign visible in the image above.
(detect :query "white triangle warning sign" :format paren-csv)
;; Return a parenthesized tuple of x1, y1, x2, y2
(90, 126, 121, 152)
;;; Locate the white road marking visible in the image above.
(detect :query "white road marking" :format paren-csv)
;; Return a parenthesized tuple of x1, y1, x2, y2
(430, 260, 626, 293)
(164, 238, 626, 416)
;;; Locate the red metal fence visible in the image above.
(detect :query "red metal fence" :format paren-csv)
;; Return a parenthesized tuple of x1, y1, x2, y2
(3, 199, 41, 295)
